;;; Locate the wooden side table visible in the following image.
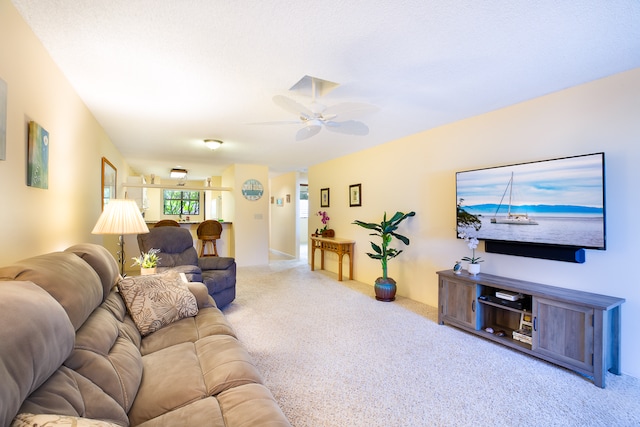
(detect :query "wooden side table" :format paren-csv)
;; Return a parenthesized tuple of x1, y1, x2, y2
(310, 236, 355, 281)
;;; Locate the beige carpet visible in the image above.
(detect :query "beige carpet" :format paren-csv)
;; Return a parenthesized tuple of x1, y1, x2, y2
(222, 257, 640, 427)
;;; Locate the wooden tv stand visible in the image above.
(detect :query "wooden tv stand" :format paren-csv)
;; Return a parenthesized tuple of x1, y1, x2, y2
(436, 270, 625, 388)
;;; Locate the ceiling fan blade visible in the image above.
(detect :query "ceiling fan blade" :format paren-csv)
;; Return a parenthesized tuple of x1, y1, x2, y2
(296, 125, 322, 141)
(322, 102, 379, 121)
(324, 120, 370, 136)
(273, 95, 314, 119)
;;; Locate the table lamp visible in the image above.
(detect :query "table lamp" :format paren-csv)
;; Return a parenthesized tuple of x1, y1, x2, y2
(92, 199, 149, 276)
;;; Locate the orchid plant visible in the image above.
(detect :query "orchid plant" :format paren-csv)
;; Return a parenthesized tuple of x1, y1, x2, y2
(316, 210, 330, 234)
(458, 230, 483, 264)
(131, 248, 161, 269)
(457, 198, 483, 264)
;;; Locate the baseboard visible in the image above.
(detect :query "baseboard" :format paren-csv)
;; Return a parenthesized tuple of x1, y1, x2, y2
(485, 240, 586, 263)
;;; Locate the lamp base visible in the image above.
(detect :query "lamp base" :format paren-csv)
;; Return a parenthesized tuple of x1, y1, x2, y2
(117, 234, 126, 277)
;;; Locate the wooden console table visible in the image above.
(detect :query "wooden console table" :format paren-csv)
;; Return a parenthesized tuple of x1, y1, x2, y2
(310, 236, 355, 281)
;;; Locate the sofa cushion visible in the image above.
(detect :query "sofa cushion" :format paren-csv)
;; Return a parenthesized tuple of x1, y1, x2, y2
(217, 383, 292, 427)
(118, 271, 198, 336)
(11, 413, 120, 427)
(127, 342, 208, 425)
(0, 252, 103, 330)
(134, 386, 292, 427)
(65, 244, 120, 301)
(134, 398, 224, 427)
(100, 290, 143, 349)
(129, 336, 264, 425)
(64, 305, 143, 413)
(140, 306, 236, 356)
(0, 281, 75, 427)
(18, 366, 129, 427)
(196, 335, 264, 396)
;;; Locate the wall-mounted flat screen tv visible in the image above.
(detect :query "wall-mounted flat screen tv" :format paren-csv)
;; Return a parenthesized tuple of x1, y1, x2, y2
(456, 152, 605, 250)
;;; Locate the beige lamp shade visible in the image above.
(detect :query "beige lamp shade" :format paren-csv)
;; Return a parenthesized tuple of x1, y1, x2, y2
(92, 199, 149, 235)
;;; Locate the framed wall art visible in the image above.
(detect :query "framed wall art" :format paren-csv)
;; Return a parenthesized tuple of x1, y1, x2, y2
(101, 157, 117, 210)
(320, 188, 330, 207)
(349, 183, 362, 207)
(27, 121, 49, 189)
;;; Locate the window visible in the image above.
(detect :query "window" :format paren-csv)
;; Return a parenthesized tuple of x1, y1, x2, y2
(163, 190, 200, 215)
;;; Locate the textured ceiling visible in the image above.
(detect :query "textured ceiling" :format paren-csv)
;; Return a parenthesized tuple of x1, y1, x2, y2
(11, 0, 640, 180)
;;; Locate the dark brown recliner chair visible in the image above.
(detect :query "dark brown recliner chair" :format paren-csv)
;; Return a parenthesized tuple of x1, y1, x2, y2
(137, 226, 236, 308)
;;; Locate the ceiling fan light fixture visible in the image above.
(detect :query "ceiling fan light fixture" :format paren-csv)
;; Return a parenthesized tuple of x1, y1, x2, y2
(170, 168, 188, 179)
(204, 139, 223, 150)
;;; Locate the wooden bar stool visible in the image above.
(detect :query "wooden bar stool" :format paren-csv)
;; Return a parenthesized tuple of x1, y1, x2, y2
(197, 220, 222, 256)
(154, 219, 180, 227)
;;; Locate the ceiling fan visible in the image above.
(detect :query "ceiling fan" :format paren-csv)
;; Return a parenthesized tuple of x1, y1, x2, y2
(267, 78, 379, 141)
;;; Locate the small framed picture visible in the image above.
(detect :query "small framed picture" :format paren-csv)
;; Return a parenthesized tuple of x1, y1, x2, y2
(286, 194, 291, 203)
(320, 188, 330, 207)
(349, 183, 361, 207)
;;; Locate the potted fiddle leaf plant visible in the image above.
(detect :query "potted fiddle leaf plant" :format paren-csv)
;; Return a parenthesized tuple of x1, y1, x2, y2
(353, 211, 416, 301)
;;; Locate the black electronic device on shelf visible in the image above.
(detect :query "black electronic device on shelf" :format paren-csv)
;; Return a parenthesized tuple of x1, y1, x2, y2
(478, 294, 530, 311)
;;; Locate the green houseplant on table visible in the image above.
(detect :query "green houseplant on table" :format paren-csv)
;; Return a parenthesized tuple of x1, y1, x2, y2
(353, 211, 416, 301)
(131, 248, 161, 275)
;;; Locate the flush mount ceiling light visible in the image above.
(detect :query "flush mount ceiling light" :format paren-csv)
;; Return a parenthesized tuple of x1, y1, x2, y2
(204, 139, 223, 150)
(170, 168, 187, 179)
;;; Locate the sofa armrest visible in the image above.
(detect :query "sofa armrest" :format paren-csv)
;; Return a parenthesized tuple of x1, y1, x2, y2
(185, 281, 216, 309)
(198, 256, 235, 271)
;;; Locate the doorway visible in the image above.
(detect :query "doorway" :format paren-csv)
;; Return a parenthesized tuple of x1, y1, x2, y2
(299, 183, 308, 260)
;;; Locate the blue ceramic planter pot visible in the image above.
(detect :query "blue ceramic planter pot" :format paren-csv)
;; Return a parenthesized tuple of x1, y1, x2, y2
(374, 277, 397, 302)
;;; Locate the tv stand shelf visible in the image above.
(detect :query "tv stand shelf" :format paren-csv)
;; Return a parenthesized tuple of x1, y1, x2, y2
(437, 270, 625, 388)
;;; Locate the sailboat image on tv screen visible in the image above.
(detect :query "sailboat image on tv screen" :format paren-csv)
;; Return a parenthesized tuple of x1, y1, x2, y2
(491, 172, 538, 225)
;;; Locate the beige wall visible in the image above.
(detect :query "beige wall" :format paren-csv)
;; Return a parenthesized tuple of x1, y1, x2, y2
(222, 164, 269, 266)
(0, 0, 130, 263)
(309, 67, 640, 378)
(270, 171, 300, 257)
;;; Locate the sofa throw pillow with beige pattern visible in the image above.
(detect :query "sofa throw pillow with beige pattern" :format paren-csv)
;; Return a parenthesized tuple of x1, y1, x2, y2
(118, 270, 198, 336)
(11, 413, 121, 427)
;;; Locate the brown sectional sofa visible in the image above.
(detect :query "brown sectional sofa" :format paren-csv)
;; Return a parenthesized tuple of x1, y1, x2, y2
(0, 243, 291, 427)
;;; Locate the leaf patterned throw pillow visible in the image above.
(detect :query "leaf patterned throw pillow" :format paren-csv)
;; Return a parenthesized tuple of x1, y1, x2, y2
(118, 271, 198, 336)
(11, 413, 121, 427)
